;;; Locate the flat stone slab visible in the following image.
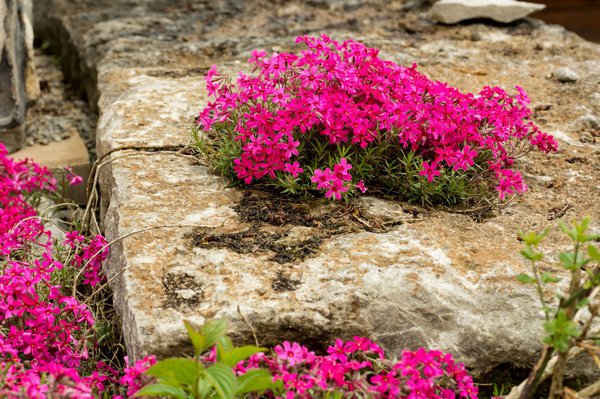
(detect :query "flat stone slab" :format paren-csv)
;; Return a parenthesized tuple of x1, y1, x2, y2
(431, 0, 545, 24)
(10, 133, 90, 203)
(38, 0, 600, 379)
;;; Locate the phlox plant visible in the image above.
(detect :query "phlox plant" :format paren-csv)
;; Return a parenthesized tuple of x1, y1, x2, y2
(197, 34, 558, 206)
(139, 319, 479, 399)
(0, 142, 152, 398)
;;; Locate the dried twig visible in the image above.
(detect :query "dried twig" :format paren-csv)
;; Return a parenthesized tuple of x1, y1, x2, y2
(237, 305, 260, 347)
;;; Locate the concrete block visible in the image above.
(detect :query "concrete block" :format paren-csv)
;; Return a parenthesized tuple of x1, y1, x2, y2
(10, 133, 90, 204)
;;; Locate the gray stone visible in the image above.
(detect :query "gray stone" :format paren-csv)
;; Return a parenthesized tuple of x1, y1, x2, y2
(0, 0, 38, 152)
(431, 0, 545, 24)
(574, 114, 600, 131)
(554, 66, 579, 83)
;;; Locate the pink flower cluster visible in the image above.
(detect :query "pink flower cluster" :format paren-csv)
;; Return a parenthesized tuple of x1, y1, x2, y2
(0, 143, 152, 398)
(235, 337, 478, 399)
(199, 34, 557, 200)
(311, 158, 353, 200)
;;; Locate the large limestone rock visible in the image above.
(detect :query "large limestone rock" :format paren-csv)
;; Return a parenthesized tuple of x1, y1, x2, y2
(431, 0, 545, 24)
(36, 0, 600, 380)
(0, 0, 38, 152)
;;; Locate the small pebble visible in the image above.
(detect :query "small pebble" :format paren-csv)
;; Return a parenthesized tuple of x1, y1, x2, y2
(175, 289, 197, 300)
(574, 114, 600, 131)
(554, 67, 578, 83)
(579, 132, 595, 144)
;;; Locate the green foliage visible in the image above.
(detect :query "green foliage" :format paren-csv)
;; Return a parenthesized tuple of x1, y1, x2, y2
(516, 217, 600, 399)
(196, 118, 493, 207)
(134, 319, 279, 399)
(542, 309, 582, 353)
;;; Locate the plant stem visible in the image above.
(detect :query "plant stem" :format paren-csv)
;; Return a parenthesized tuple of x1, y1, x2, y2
(518, 345, 554, 399)
(549, 243, 581, 399)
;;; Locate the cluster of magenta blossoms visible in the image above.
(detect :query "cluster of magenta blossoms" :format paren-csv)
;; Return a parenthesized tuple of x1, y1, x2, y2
(232, 337, 478, 399)
(0, 143, 153, 398)
(199, 34, 558, 202)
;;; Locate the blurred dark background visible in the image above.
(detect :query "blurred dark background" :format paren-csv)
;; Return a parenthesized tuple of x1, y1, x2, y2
(529, 0, 600, 42)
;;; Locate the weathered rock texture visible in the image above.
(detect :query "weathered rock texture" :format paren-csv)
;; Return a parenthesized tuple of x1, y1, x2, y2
(35, 0, 600, 380)
(431, 0, 545, 24)
(1, 0, 38, 152)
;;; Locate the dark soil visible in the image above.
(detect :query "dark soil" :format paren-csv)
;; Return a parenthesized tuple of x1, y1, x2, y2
(190, 189, 412, 264)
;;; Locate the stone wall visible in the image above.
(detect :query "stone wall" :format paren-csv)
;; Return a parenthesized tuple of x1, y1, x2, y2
(34, 0, 600, 379)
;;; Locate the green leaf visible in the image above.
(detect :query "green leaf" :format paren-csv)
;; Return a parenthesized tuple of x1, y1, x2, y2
(236, 369, 278, 395)
(559, 252, 588, 271)
(518, 228, 551, 247)
(220, 345, 266, 367)
(543, 309, 582, 352)
(575, 217, 591, 242)
(520, 247, 544, 262)
(196, 379, 213, 398)
(145, 358, 199, 387)
(133, 383, 188, 398)
(516, 273, 535, 284)
(203, 363, 237, 399)
(202, 319, 228, 350)
(577, 297, 590, 309)
(588, 244, 600, 262)
(184, 320, 206, 356)
(216, 336, 235, 361)
(559, 221, 577, 241)
(540, 271, 561, 284)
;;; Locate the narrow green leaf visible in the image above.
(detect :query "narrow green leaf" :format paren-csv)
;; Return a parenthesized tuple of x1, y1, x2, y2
(221, 346, 266, 367)
(520, 247, 543, 261)
(184, 320, 206, 356)
(588, 244, 600, 262)
(202, 319, 228, 349)
(575, 217, 591, 242)
(559, 252, 576, 270)
(236, 369, 278, 395)
(560, 222, 579, 243)
(133, 383, 188, 398)
(516, 273, 534, 284)
(217, 336, 235, 362)
(203, 363, 237, 399)
(540, 271, 561, 284)
(518, 228, 551, 247)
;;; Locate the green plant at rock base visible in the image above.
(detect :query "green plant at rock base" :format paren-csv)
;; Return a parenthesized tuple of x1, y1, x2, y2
(134, 319, 278, 399)
(509, 217, 600, 399)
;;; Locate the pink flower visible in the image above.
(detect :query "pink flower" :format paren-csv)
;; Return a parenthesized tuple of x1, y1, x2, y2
(283, 161, 304, 177)
(355, 180, 367, 193)
(61, 166, 83, 186)
(419, 161, 441, 182)
(274, 341, 306, 367)
(201, 34, 556, 203)
(333, 158, 352, 181)
(325, 179, 348, 200)
(311, 168, 333, 190)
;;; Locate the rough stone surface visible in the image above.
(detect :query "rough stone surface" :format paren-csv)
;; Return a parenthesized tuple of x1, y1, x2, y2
(0, 0, 38, 152)
(554, 66, 579, 83)
(23, 50, 97, 158)
(37, 0, 600, 380)
(431, 0, 545, 24)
